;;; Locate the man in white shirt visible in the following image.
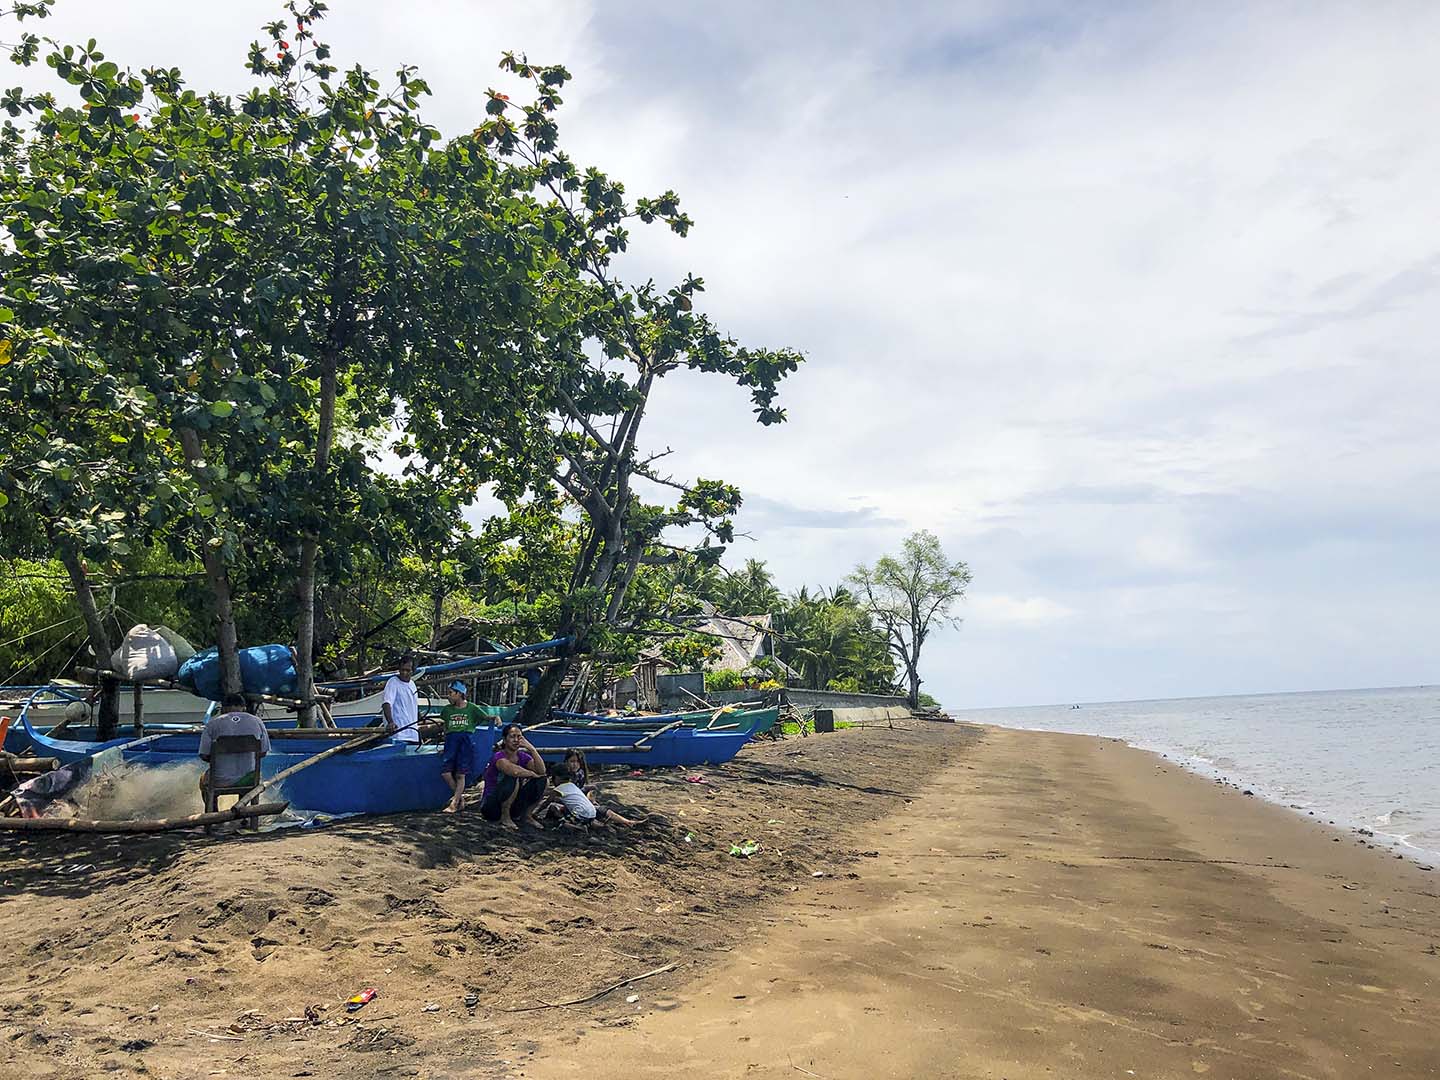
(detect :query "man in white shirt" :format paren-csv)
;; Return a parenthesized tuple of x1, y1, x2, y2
(381, 653, 421, 743)
(199, 693, 271, 800)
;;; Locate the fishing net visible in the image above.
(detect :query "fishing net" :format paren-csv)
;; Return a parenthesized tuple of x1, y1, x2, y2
(10, 749, 357, 831)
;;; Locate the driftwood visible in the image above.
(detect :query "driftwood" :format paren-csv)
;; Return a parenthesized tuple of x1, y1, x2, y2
(504, 962, 678, 1012)
(677, 684, 711, 709)
(0, 801, 288, 833)
(2, 755, 60, 774)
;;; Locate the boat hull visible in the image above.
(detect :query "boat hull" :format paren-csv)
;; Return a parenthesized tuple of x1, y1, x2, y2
(118, 736, 460, 816)
(511, 724, 753, 767)
(553, 705, 779, 737)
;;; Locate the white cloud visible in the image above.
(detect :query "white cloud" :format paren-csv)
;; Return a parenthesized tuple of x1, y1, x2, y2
(967, 593, 1076, 626)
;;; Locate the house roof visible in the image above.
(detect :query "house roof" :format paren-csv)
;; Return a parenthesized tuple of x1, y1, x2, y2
(690, 601, 798, 677)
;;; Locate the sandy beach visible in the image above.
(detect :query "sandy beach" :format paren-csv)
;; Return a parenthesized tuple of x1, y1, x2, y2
(530, 726, 1440, 1079)
(2, 723, 1437, 1079)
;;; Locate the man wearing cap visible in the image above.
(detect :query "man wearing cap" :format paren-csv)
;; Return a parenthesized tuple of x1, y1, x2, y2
(438, 681, 484, 813)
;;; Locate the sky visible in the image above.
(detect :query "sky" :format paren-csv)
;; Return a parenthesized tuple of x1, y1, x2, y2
(12, 1, 1440, 707)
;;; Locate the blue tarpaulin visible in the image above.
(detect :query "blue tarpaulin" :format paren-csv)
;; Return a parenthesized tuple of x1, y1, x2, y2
(177, 645, 298, 701)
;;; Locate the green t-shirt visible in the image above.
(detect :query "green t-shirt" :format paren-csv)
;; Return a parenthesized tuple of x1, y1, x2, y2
(440, 702, 484, 734)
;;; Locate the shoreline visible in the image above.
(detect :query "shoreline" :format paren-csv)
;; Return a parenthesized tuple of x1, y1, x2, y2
(971, 714, 1440, 867)
(529, 723, 1440, 1079)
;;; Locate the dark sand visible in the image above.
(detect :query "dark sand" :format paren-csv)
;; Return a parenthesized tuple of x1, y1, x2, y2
(529, 725, 1440, 1080)
(3, 722, 1437, 1079)
(0, 719, 976, 1078)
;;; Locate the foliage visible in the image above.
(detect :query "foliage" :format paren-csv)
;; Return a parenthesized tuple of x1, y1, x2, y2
(464, 53, 802, 720)
(0, 549, 209, 682)
(0, 2, 568, 706)
(849, 531, 971, 708)
(658, 633, 720, 672)
(705, 668, 743, 692)
(0, 4, 846, 709)
(774, 585, 895, 693)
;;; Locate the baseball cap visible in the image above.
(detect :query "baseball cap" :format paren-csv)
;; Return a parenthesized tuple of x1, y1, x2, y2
(449, 680, 467, 695)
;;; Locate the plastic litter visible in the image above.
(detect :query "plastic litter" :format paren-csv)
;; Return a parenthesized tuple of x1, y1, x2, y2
(345, 988, 378, 1013)
(728, 839, 760, 858)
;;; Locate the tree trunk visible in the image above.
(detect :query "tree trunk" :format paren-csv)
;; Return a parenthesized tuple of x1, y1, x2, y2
(294, 357, 337, 727)
(57, 547, 119, 739)
(429, 586, 444, 650)
(516, 644, 573, 726)
(906, 666, 921, 710)
(178, 427, 242, 698)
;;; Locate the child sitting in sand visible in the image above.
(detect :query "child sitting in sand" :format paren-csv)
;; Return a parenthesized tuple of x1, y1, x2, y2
(545, 760, 642, 828)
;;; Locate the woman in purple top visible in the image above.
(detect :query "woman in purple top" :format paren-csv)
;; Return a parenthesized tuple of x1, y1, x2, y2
(479, 723, 547, 829)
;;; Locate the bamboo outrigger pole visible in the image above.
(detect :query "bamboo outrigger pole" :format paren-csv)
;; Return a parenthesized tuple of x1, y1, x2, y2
(0, 801, 288, 834)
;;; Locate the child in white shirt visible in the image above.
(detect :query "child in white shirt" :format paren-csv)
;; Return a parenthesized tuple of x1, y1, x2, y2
(546, 762, 641, 827)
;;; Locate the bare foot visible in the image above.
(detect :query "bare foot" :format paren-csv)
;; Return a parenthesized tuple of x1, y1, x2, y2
(442, 804, 458, 814)
(500, 817, 518, 831)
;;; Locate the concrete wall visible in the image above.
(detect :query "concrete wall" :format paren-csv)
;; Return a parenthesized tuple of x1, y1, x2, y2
(784, 687, 909, 711)
(655, 672, 705, 709)
(814, 704, 912, 726)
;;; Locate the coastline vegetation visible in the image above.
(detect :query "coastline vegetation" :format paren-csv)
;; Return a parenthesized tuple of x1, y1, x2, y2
(0, 1, 963, 716)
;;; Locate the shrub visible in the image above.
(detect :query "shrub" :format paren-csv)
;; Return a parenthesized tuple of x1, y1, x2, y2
(706, 668, 743, 692)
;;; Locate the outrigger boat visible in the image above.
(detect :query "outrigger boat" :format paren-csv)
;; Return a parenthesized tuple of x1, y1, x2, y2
(20, 718, 738, 817)
(552, 704, 779, 737)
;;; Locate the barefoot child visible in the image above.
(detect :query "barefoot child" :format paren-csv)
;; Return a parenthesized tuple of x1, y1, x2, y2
(438, 681, 483, 814)
(547, 760, 642, 828)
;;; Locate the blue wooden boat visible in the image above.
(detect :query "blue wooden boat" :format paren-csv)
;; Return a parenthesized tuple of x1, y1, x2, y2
(113, 733, 459, 816)
(15, 698, 385, 766)
(17, 682, 752, 817)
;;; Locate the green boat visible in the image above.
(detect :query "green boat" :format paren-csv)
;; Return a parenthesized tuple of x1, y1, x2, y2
(551, 704, 779, 736)
(472, 702, 779, 737)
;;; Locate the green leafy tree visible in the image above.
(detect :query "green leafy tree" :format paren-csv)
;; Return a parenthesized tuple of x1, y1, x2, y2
(3, 4, 561, 719)
(658, 632, 720, 672)
(713, 558, 782, 616)
(849, 531, 971, 708)
(472, 56, 803, 722)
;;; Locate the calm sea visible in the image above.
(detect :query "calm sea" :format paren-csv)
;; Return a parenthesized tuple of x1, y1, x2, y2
(962, 686, 1440, 863)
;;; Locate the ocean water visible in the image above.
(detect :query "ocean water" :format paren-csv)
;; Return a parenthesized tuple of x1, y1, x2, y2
(963, 686, 1440, 863)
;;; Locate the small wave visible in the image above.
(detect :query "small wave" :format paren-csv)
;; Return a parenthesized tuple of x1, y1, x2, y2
(1375, 809, 1406, 826)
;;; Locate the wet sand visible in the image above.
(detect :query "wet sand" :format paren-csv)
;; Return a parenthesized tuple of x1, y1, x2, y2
(527, 725, 1440, 1080)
